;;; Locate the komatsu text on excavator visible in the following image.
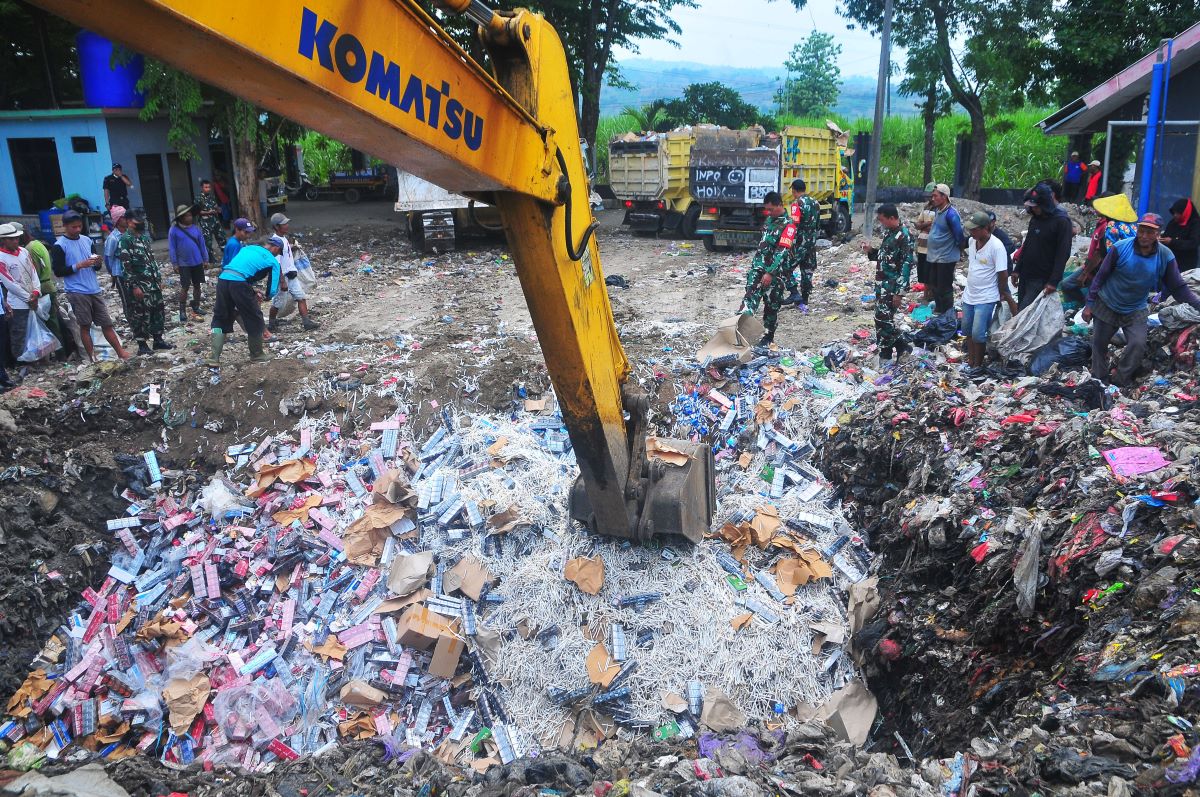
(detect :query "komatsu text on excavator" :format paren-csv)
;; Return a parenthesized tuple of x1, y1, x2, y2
(32, 0, 715, 543)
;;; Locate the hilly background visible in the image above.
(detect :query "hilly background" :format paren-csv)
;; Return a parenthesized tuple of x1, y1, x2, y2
(602, 57, 915, 118)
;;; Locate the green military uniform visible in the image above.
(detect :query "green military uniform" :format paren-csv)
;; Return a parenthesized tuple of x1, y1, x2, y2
(196, 191, 226, 263)
(869, 224, 915, 359)
(742, 214, 796, 341)
(787, 194, 821, 304)
(118, 230, 166, 341)
(25, 238, 64, 345)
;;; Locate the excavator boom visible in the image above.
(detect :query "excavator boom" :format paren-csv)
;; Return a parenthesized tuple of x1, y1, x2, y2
(30, 0, 714, 543)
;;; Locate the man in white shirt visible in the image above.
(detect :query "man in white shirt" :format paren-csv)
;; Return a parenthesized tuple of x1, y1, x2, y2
(961, 210, 1018, 377)
(265, 213, 319, 333)
(0, 223, 42, 364)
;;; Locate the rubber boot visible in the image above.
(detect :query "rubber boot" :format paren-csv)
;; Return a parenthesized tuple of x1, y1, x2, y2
(136, 340, 153, 356)
(153, 335, 174, 350)
(757, 331, 775, 347)
(204, 330, 225, 367)
(248, 333, 271, 362)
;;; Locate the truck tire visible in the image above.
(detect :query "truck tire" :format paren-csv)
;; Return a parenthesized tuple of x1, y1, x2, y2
(408, 212, 426, 252)
(681, 205, 701, 239)
(303, 186, 319, 201)
(702, 235, 724, 252)
(344, 188, 361, 204)
(829, 202, 851, 236)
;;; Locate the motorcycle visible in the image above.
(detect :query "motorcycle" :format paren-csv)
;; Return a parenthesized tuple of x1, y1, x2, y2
(286, 172, 319, 201)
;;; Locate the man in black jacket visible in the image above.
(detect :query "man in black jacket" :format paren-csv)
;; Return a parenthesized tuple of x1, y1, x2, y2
(1013, 183, 1073, 311)
(1162, 198, 1199, 272)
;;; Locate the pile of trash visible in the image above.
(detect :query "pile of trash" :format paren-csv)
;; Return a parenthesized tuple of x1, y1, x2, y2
(813, 339, 1200, 791)
(1, 349, 879, 778)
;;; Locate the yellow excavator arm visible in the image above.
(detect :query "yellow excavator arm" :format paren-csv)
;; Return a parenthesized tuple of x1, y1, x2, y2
(32, 0, 714, 543)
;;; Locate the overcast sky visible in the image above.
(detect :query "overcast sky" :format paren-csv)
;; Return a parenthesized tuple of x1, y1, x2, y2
(613, 0, 890, 76)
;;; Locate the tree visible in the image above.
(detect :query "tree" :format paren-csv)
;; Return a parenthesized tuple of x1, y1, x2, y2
(0, 0, 82, 109)
(425, 1, 694, 152)
(662, 82, 764, 129)
(622, 100, 671, 133)
(805, 0, 1053, 198)
(899, 43, 952, 186)
(776, 31, 842, 117)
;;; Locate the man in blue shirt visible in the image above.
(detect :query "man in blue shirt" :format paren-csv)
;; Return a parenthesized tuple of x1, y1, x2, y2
(223, 218, 256, 265)
(205, 239, 282, 368)
(168, 204, 209, 323)
(51, 210, 131, 362)
(104, 205, 131, 321)
(1085, 213, 1200, 386)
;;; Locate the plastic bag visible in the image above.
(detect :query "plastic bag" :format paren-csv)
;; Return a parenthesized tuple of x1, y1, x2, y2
(18, 311, 62, 362)
(1011, 509, 1042, 617)
(1029, 335, 1092, 376)
(993, 293, 1065, 363)
(35, 294, 51, 321)
(272, 290, 298, 318)
(988, 300, 1011, 339)
(911, 307, 959, 347)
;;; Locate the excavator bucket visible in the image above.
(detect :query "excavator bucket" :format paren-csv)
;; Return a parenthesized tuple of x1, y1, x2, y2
(569, 438, 716, 544)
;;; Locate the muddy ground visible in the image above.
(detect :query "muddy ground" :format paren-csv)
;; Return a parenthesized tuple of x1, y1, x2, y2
(2, 200, 1086, 796)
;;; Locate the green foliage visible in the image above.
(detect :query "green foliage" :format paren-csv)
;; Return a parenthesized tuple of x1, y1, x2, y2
(136, 59, 204, 160)
(777, 31, 842, 117)
(662, 82, 765, 129)
(595, 107, 1062, 189)
(781, 107, 1062, 188)
(297, 131, 353, 185)
(622, 100, 671, 133)
(0, 1, 82, 109)
(594, 113, 640, 180)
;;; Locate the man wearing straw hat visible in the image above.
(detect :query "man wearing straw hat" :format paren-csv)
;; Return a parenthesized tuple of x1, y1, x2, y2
(168, 203, 210, 323)
(1060, 193, 1138, 308)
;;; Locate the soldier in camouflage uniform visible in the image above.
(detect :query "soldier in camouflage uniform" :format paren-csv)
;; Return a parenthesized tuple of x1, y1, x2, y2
(118, 212, 175, 356)
(865, 204, 914, 362)
(741, 192, 796, 346)
(785, 179, 822, 307)
(196, 179, 227, 263)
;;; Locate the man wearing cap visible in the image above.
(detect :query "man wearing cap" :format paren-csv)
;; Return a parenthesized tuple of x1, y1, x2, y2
(919, 183, 966, 314)
(195, 179, 227, 263)
(785, 179, 821, 307)
(0, 223, 41, 364)
(1085, 213, 1200, 386)
(169, 204, 210, 323)
(1162, 198, 1199, 273)
(206, 239, 284, 367)
(103, 163, 133, 211)
(265, 213, 319, 332)
(961, 211, 1018, 377)
(913, 184, 938, 303)
(104, 206, 132, 321)
(1013, 182, 1072, 311)
(118, 212, 173, 356)
(13, 223, 63, 349)
(1084, 160, 1103, 203)
(224, 218, 256, 265)
(1061, 193, 1137, 307)
(864, 204, 914, 363)
(50, 211, 130, 362)
(1061, 151, 1086, 203)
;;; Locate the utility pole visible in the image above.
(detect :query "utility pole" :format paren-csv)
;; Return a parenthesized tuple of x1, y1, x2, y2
(862, 0, 894, 241)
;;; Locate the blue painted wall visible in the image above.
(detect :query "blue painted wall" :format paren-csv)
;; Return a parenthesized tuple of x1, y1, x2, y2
(0, 112, 114, 214)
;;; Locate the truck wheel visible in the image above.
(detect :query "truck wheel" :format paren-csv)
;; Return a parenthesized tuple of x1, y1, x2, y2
(702, 235, 723, 252)
(303, 186, 319, 201)
(830, 203, 851, 236)
(344, 188, 361, 204)
(681, 205, 702, 239)
(408, 212, 426, 251)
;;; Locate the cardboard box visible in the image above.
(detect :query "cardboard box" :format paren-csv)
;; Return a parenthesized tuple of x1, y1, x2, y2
(696, 315, 765, 365)
(429, 632, 465, 678)
(397, 605, 448, 650)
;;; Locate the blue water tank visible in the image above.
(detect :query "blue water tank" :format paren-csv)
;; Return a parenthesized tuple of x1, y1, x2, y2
(75, 31, 144, 109)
